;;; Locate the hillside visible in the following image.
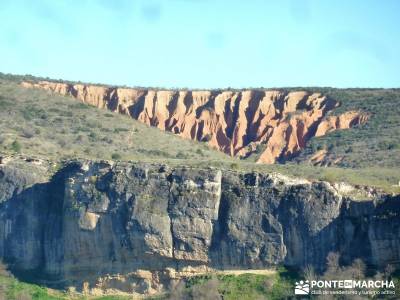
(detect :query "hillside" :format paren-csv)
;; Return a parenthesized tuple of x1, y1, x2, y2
(14, 75, 400, 170)
(0, 78, 230, 164)
(20, 80, 369, 165)
(296, 88, 400, 168)
(0, 73, 399, 193)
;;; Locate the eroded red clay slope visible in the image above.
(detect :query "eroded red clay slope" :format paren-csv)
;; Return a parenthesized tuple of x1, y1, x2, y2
(21, 81, 369, 164)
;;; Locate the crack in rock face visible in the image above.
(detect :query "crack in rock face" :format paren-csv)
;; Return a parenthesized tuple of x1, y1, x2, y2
(21, 81, 369, 163)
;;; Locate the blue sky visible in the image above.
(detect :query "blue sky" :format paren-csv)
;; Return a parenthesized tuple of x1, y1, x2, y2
(1, 0, 399, 88)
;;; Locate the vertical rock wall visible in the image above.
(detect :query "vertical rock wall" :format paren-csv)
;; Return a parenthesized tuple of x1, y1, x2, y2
(1, 159, 399, 294)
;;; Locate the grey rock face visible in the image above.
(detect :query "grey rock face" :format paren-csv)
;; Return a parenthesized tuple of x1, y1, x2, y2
(0, 159, 399, 293)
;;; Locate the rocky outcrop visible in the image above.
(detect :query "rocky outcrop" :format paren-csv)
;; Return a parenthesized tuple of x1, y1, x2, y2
(21, 81, 369, 163)
(1, 158, 399, 295)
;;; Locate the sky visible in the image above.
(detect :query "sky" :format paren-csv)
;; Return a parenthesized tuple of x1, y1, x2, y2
(1, 0, 399, 88)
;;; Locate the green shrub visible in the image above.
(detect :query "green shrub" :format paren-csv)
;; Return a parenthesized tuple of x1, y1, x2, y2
(102, 137, 113, 144)
(111, 153, 122, 160)
(196, 149, 204, 156)
(230, 163, 239, 170)
(69, 102, 89, 110)
(113, 128, 129, 133)
(88, 132, 97, 140)
(11, 140, 21, 153)
(21, 106, 47, 120)
(176, 151, 189, 159)
(0, 95, 13, 109)
(345, 146, 353, 153)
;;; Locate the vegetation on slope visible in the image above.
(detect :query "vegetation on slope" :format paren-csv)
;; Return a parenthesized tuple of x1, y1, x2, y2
(1, 262, 140, 300)
(176, 268, 295, 300)
(298, 88, 400, 169)
(0, 79, 229, 163)
(161, 255, 400, 300)
(0, 73, 399, 193)
(0, 275, 131, 300)
(0, 260, 293, 300)
(2, 252, 400, 299)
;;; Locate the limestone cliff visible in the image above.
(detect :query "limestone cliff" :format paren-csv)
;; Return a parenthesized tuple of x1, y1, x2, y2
(21, 81, 369, 164)
(1, 158, 399, 295)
